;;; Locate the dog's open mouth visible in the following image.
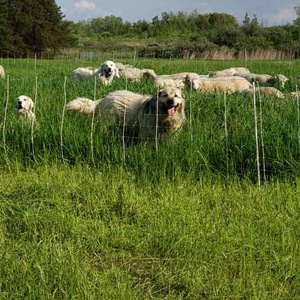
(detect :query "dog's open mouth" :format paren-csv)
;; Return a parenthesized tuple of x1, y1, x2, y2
(166, 104, 179, 116)
(17, 103, 23, 110)
(105, 71, 112, 78)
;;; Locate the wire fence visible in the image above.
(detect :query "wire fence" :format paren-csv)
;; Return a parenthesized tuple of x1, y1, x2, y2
(1, 55, 300, 182)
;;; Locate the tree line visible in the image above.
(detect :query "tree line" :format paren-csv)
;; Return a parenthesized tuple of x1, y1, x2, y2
(73, 10, 300, 55)
(0, 1, 300, 57)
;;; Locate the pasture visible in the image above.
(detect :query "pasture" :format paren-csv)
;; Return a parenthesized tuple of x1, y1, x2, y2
(1, 56, 300, 298)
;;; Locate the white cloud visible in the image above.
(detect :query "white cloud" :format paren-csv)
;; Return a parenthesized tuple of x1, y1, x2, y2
(74, 1, 96, 12)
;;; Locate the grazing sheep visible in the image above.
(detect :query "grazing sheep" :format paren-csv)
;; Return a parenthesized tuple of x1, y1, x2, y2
(71, 60, 119, 86)
(66, 88, 186, 141)
(186, 75, 252, 94)
(119, 66, 157, 82)
(71, 67, 96, 80)
(15, 95, 36, 122)
(275, 74, 289, 88)
(66, 98, 102, 116)
(0, 65, 5, 79)
(155, 76, 185, 89)
(233, 72, 273, 84)
(235, 87, 285, 99)
(211, 67, 250, 77)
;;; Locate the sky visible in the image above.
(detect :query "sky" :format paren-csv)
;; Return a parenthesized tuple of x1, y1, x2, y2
(56, 0, 299, 26)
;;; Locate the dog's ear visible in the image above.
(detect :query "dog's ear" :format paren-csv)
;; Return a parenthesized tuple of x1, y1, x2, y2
(158, 89, 165, 98)
(180, 91, 185, 99)
(115, 65, 120, 78)
(27, 97, 34, 110)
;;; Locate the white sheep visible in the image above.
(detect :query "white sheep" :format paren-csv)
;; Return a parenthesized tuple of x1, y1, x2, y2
(235, 87, 285, 99)
(155, 76, 185, 89)
(233, 72, 273, 84)
(186, 75, 252, 94)
(119, 66, 157, 82)
(211, 67, 250, 77)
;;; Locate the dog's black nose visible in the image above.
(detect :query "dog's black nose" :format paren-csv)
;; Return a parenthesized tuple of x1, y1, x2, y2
(167, 98, 174, 107)
(108, 68, 111, 72)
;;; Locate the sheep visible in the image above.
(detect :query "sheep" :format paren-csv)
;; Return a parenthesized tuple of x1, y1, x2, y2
(155, 76, 185, 89)
(0, 65, 5, 79)
(235, 87, 285, 99)
(211, 67, 250, 77)
(186, 75, 252, 94)
(118, 66, 157, 82)
(275, 74, 289, 88)
(71, 67, 96, 80)
(233, 72, 273, 84)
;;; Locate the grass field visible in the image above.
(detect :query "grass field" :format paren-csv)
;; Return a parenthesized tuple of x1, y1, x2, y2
(1, 56, 300, 298)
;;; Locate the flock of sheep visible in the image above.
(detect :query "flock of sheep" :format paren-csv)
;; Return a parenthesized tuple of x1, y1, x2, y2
(0, 60, 297, 142)
(70, 61, 291, 98)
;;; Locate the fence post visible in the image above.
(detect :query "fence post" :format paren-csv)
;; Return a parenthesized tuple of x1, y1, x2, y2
(60, 76, 67, 162)
(224, 91, 229, 173)
(3, 75, 10, 164)
(155, 89, 159, 151)
(257, 84, 266, 182)
(296, 85, 300, 152)
(90, 76, 97, 166)
(252, 82, 261, 188)
(31, 76, 38, 162)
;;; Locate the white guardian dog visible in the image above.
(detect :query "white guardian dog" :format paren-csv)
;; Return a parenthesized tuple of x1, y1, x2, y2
(71, 60, 119, 86)
(66, 88, 186, 141)
(0, 65, 5, 79)
(15, 95, 36, 122)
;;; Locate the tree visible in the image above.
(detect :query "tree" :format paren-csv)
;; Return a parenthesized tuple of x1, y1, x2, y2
(0, 0, 72, 55)
(294, 5, 300, 26)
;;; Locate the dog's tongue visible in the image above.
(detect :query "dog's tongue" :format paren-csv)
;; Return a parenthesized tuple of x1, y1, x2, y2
(167, 107, 175, 116)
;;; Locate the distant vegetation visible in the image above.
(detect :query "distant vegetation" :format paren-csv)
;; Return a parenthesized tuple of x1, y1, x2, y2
(1, 2, 300, 58)
(70, 9, 300, 58)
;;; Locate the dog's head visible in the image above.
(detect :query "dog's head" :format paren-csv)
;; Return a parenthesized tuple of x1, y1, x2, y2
(157, 88, 185, 118)
(15, 95, 34, 113)
(100, 60, 117, 78)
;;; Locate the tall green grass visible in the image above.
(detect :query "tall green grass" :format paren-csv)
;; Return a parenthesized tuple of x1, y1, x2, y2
(1, 164, 300, 299)
(1, 57, 300, 298)
(1, 58, 300, 181)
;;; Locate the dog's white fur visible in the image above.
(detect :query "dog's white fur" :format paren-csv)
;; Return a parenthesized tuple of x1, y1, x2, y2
(186, 75, 252, 94)
(0, 65, 5, 79)
(66, 88, 185, 140)
(15, 95, 36, 122)
(97, 60, 120, 86)
(71, 61, 119, 86)
(211, 67, 250, 77)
